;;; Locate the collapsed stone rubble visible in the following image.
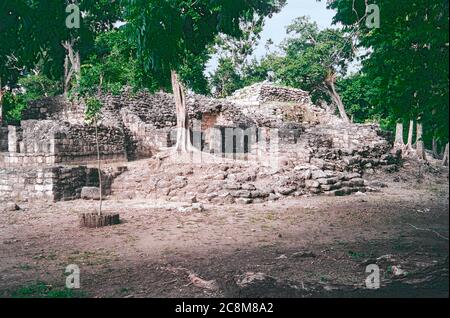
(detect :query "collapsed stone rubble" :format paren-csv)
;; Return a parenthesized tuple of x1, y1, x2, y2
(0, 82, 399, 204)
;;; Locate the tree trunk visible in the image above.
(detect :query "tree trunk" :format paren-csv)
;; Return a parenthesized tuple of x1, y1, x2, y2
(442, 143, 449, 166)
(95, 118, 103, 216)
(0, 77, 3, 125)
(62, 39, 81, 96)
(432, 137, 439, 159)
(415, 121, 426, 160)
(394, 122, 404, 149)
(406, 120, 415, 149)
(326, 74, 350, 123)
(171, 70, 192, 153)
(63, 55, 70, 96)
(96, 76, 103, 216)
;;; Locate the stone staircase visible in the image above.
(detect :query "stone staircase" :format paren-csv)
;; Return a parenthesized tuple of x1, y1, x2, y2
(297, 166, 370, 196)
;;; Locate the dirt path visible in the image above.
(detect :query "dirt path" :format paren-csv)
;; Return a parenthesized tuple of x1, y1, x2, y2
(0, 181, 448, 298)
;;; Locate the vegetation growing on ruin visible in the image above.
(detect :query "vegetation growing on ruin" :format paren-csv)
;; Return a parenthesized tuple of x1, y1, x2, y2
(0, 0, 448, 153)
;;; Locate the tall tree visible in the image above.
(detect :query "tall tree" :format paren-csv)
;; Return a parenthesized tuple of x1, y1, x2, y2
(209, 15, 271, 97)
(0, 0, 39, 122)
(122, 0, 286, 153)
(329, 0, 449, 157)
(0, 1, 121, 94)
(276, 16, 355, 122)
(213, 16, 266, 73)
(210, 57, 243, 98)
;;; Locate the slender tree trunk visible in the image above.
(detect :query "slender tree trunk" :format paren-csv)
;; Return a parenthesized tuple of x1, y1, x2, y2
(326, 74, 350, 123)
(442, 143, 449, 166)
(62, 39, 81, 96)
(0, 77, 3, 125)
(406, 120, 415, 149)
(415, 121, 426, 160)
(95, 117, 102, 216)
(63, 55, 70, 96)
(432, 137, 439, 159)
(394, 122, 404, 149)
(97, 75, 104, 216)
(171, 70, 192, 153)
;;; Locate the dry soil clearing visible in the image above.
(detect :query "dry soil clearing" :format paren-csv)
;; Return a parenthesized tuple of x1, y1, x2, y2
(0, 167, 448, 298)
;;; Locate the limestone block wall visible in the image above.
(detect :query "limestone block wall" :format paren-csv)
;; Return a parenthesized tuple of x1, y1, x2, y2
(52, 166, 101, 201)
(120, 109, 173, 159)
(321, 124, 393, 155)
(53, 124, 127, 164)
(204, 126, 302, 161)
(0, 127, 8, 152)
(0, 166, 99, 202)
(228, 84, 320, 128)
(2, 121, 127, 166)
(229, 83, 312, 104)
(259, 84, 312, 104)
(214, 123, 394, 172)
(22, 96, 85, 124)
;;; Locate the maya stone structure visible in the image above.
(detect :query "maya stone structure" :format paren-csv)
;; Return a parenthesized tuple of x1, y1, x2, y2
(0, 82, 398, 203)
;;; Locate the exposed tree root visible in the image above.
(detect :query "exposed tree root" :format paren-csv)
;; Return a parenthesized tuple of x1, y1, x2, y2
(407, 223, 449, 241)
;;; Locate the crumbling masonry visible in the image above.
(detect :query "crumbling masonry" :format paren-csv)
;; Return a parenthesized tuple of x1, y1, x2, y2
(0, 82, 399, 203)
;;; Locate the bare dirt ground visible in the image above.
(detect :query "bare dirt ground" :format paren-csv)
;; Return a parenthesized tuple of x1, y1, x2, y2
(0, 163, 448, 298)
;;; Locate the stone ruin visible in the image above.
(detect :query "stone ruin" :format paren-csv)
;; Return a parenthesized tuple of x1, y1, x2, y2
(0, 82, 400, 204)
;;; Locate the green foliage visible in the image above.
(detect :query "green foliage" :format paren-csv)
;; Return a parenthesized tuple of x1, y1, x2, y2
(2, 92, 27, 124)
(73, 29, 139, 97)
(178, 52, 211, 95)
(2, 0, 285, 98)
(210, 53, 284, 98)
(123, 0, 286, 90)
(275, 16, 355, 104)
(329, 0, 449, 144)
(1, 74, 61, 124)
(72, 28, 210, 96)
(242, 55, 281, 86)
(11, 281, 86, 298)
(338, 74, 391, 129)
(0, 1, 38, 86)
(84, 96, 103, 123)
(213, 16, 266, 72)
(208, 13, 272, 97)
(227, 16, 355, 106)
(18, 74, 62, 101)
(210, 58, 244, 98)
(0, 0, 122, 88)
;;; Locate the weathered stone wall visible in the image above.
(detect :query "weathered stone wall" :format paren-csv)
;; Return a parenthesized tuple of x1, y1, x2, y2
(53, 124, 127, 164)
(203, 121, 394, 176)
(14, 120, 66, 154)
(0, 166, 54, 201)
(12, 84, 395, 177)
(22, 96, 85, 124)
(228, 83, 326, 128)
(97, 90, 254, 129)
(2, 120, 126, 166)
(229, 82, 311, 104)
(20, 92, 255, 161)
(0, 166, 99, 202)
(259, 84, 312, 104)
(0, 126, 8, 152)
(120, 109, 173, 159)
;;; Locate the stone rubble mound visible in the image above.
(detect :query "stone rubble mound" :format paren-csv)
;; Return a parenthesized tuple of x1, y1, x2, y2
(229, 82, 311, 104)
(99, 90, 255, 130)
(11, 82, 401, 204)
(110, 155, 398, 205)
